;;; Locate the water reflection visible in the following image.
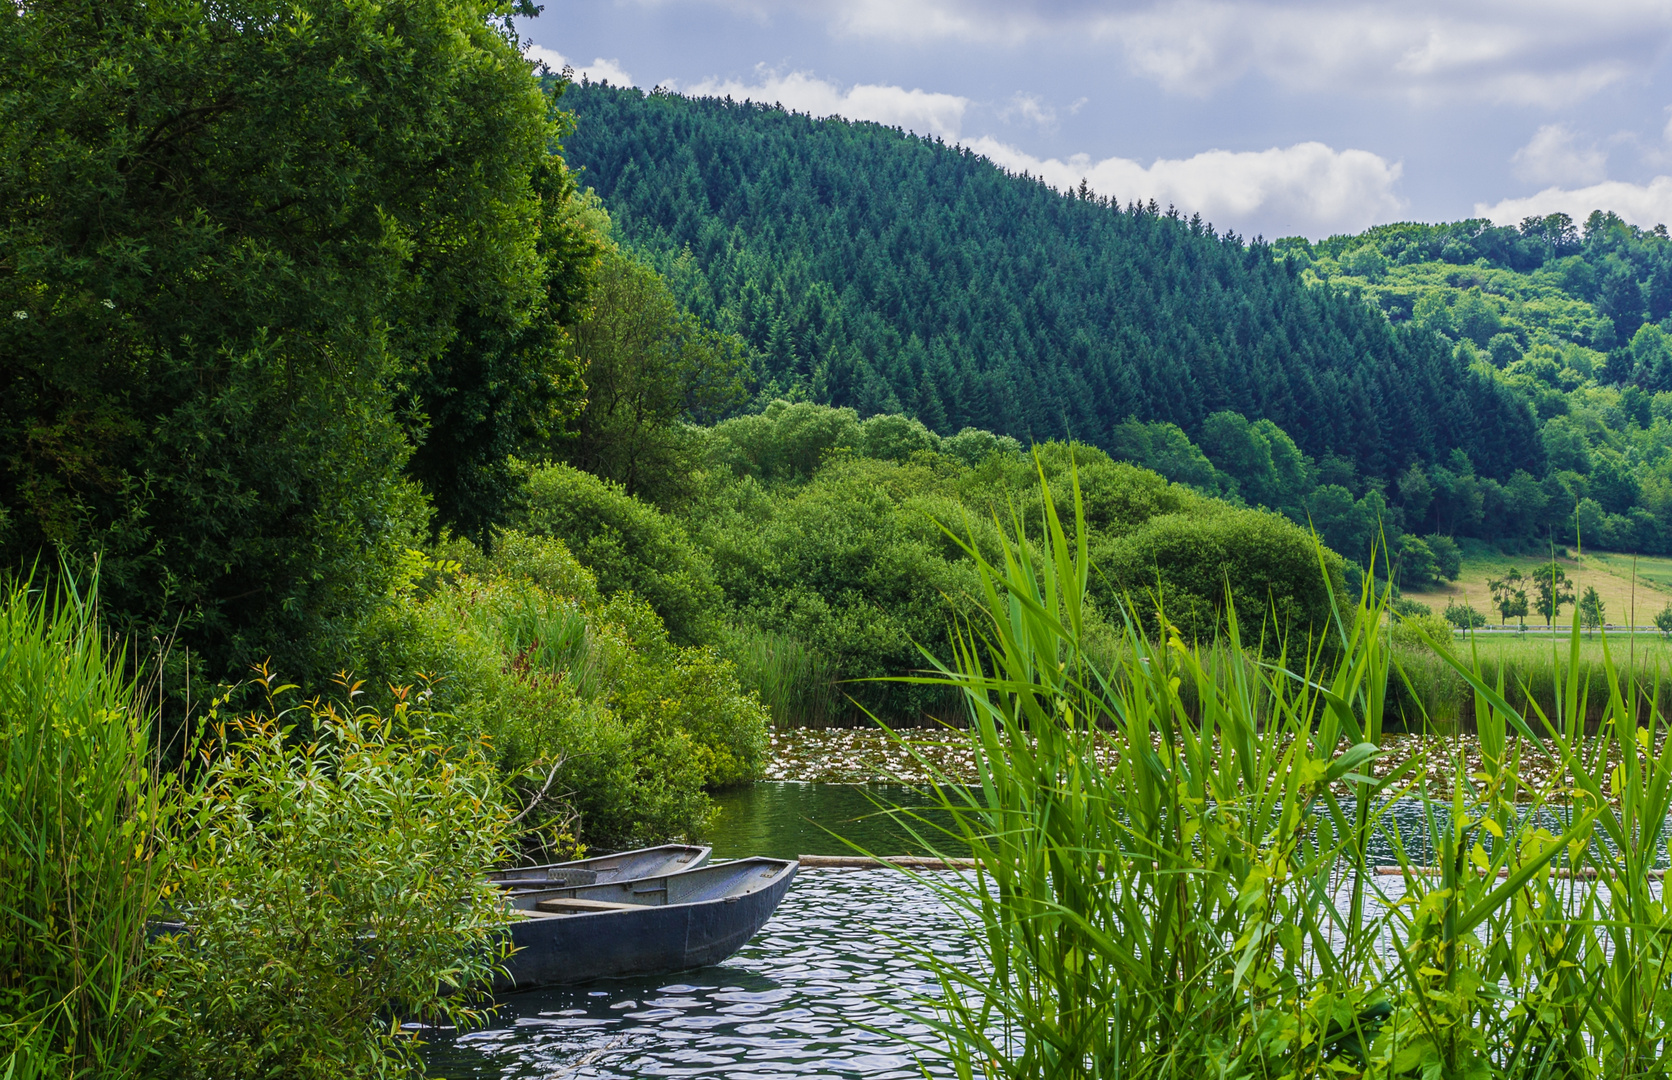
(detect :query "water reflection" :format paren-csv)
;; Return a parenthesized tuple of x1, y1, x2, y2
(706, 782, 965, 861)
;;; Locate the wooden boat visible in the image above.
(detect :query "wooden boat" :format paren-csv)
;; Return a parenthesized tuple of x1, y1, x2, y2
(497, 857, 798, 990)
(488, 844, 710, 891)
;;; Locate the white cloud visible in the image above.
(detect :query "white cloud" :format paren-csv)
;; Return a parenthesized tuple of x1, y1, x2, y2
(716, 0, 1672, 106)
(1511, 125, 1607, 186)
(674, 68, 969, 139)
(525, 45, 636, 88)
(1000, 92, 1057, 129)
(965, 137, 1404, 237)
(1477, 179, 1672, 230)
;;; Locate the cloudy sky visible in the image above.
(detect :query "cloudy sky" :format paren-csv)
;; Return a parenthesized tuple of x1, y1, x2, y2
(529, 0, 1672, 241)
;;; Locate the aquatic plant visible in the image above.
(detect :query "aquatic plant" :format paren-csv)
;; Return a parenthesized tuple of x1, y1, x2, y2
(887, 463, 1672, 1078)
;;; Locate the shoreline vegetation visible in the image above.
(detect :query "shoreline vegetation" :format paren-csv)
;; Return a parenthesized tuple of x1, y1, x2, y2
(880, 472, 1672, 1079)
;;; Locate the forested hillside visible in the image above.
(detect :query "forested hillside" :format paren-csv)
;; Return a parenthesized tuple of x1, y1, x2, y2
(563, 82, 1672, 564)
(1271, 215, 1672, 557)
(560, 82, 1540, 491)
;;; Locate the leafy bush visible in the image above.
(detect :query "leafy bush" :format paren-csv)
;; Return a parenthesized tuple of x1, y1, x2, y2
(352, 532, 764, 848)
(520, 462, 721, 644)
(702, 457, 983, 720)
(1391, 611, 1457, 652)
(148, 682, 511, 1080)
(1391, 597, 1433, 619)
(1096, 504, 1345, 646)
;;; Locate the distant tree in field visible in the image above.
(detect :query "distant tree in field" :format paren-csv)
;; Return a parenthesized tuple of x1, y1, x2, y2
(1424, 534, 1463, 581)
(1578, 586, 1605, 634)
(1395, 535, 1440, 589)
(1488, 569, 1528, 626)
(1655, 601, 1672, 639)
(1444, 598, 1487, 629)
(1532, 562, 1576, 627)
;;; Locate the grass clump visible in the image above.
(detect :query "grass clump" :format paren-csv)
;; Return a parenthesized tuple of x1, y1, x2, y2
(889, 464, 1672, 1079)
(0, 575, 163, 1078)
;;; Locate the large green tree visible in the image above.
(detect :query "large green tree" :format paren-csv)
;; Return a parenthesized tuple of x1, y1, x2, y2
(0, 0, 582, 678)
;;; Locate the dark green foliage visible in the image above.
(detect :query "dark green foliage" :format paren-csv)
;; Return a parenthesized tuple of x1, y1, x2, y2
(560, 83, 1539, 492)
(519, 462, 722, 645)
(564, 235, 751, 506)
(1108, 418, 1223, 492)
(0, 0, 580, 682)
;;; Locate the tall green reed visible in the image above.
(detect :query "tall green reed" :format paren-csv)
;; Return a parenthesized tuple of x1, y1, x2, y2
(721, 624, 844, 728)
(0, 574, 164, 1078)
(883, 464, 1672, 1078)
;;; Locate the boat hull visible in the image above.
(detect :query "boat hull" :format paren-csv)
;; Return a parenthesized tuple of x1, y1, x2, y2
(498, 859, 797, 990)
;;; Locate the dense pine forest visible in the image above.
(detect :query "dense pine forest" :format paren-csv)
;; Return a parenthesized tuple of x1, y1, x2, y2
(559, 83, 1540, 499)
(560, 80, 1672, 569)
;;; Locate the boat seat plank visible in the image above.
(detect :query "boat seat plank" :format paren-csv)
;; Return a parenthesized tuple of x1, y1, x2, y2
(535, 897, 641, 914)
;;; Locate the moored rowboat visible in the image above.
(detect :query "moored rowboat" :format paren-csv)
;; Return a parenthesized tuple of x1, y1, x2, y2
(498, 857, 797, 990)
(488, 844, 711, 891)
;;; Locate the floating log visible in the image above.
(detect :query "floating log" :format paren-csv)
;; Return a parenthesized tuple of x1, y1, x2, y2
(799, 854, 978, 870)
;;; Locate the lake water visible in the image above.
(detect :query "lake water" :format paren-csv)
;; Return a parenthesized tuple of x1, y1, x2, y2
(423, 783, 973, 1079)
(420, 782, 1665, 1078)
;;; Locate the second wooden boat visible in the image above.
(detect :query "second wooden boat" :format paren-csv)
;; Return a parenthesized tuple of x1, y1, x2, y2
(488, 844, 711, 891)
(498, 857, 797, 989)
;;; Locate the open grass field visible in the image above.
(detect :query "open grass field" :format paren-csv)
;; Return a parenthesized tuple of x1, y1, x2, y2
(1400, 546, 1672, 627)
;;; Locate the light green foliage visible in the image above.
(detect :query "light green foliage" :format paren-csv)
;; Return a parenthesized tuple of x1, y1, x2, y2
(0, 576, 163, 1079)
(701, 455, 988, 721)
(705, 400, 865, 485)
(1395, 534, 1440, 588)
(888, 468, 1672, 1078)
(520, 462, 722, 645)
(1531, 560, 1577, 626)
(1656, 600, 1672, 637)
(353, 531, 764, 846)
(148, 683, 510, 1080)
(1391, 611, 1456, 652)
(1488, 568, 1530, 625)
(1095, 503, 1345, 645)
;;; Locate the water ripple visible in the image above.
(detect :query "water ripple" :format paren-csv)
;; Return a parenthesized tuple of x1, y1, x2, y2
(422, 869, 970, 1079)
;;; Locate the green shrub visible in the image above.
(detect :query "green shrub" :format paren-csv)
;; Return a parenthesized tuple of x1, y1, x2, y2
(148, 684, 511, 1080)
(520, 462, 721, 644)
(703, 400, 863, 485)
(703, 457, 981, 721)
(1096, 504, 1345, 645)
(352, 535, 763, 848)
